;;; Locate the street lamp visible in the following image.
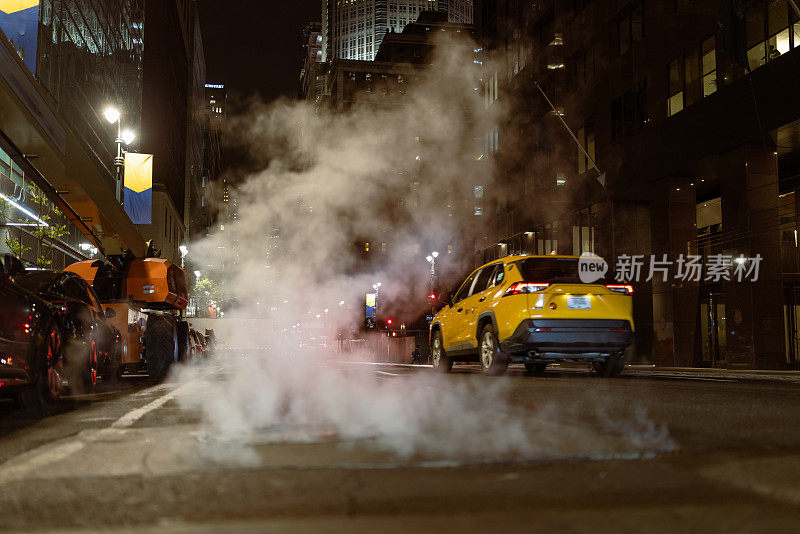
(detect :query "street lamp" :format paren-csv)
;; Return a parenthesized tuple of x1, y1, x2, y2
(104, 106, 136, 203)
(427, 251, 439, 292)
(372, 282, 382, 314)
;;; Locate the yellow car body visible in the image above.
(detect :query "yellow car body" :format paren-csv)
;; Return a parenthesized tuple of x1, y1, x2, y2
(429, 255, 634, 376)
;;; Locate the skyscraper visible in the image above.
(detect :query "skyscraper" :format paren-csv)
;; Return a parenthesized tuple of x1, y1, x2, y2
(322, 0, 472, 62)
(300, 22, 324, 100)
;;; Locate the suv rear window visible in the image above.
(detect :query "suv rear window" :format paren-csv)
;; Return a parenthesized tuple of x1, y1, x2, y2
(518, 257, 614, 284)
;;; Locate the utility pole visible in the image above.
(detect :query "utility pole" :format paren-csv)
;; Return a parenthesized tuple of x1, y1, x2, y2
(533, 82, 606, 187)
(789, 0, 800, 19)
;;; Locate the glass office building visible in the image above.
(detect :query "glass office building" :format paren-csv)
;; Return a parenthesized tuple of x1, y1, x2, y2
(0, 1, 144, 268)
(37, 0, 145, 191)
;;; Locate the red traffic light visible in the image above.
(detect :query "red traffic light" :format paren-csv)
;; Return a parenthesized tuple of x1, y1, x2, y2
(387, 318, 393, 325)
(429, 293, 436, 300)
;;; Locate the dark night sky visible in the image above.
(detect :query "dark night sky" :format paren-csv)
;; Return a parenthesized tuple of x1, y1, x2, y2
(197, 1, 321, 104)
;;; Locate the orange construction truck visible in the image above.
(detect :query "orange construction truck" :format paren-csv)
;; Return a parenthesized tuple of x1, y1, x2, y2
(66, 252, 189, 379)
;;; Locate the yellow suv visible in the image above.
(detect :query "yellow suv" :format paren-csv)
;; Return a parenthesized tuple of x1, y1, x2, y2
(429, 255, 634, 376)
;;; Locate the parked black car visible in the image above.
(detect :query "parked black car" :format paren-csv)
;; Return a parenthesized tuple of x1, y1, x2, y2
(11, 269, 120, 394)
(0, 255, 70, 408)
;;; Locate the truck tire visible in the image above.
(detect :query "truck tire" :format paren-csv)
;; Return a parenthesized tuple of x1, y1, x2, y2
(176, 320, 189, 363)
(146, 315, 177, 379)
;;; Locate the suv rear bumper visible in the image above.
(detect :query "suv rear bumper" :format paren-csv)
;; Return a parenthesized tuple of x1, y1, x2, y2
(500, 319, 634, 356)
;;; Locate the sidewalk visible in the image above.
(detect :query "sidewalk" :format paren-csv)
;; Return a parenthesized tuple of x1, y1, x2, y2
(337, 360, 800, 384)
(622, 365, 800, 384)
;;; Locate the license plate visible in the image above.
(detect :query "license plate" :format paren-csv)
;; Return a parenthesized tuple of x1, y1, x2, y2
(567, 296, 591, 309)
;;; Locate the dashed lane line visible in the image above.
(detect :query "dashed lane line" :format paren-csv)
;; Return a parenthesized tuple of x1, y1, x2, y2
(0, 382, 189, 486)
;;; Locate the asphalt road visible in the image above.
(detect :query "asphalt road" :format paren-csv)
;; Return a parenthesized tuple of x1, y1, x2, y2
(1, 360, 800, 532)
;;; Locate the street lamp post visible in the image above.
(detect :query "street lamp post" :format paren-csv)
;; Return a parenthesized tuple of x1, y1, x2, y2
(372, 282, 382, 314)
(426, 251, 439, 293)
(104, 107, 136, 204)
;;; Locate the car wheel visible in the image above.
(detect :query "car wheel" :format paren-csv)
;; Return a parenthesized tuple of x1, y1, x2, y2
(15, 325, 64, 410)
(593, 351, 625, 377)
(82, 339, 98, 390)
(524, 362, 547, 375)
(431, 331, 452, 373)
(480, 324, 508, 376)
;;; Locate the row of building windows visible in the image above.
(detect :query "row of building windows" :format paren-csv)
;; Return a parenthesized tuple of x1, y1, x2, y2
(746, 1, 800, 70)
(617, 1, 644, 55)
(667, 37, 717, 117)
(576, 125, 596, 175)
(365, 242, 455, 254)
(610, 80, 648, 144)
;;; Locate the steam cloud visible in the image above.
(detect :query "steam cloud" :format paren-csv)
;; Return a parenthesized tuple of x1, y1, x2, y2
(175, 34, 675, 464)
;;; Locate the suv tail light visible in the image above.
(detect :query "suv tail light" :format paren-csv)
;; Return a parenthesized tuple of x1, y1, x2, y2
(606, 284, 634, 295)
(504, 282, 550, 296)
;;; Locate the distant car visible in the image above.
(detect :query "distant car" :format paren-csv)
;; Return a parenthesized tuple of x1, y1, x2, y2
(0, 255, 71, 408)
(204, 329, 217, 358)
(188, 329, 206, 360)
(12, 269, 120, 391)
(429, 255, 634, 377)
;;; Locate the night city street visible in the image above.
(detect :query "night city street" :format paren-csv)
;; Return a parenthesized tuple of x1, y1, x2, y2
(2, 359, 800, 531)
(3, 0, 800, 531)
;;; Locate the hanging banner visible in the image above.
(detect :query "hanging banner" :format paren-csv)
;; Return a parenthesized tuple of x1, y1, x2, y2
(366, 293, 376, 318)
(124, 153, 153, 225)
(0, 1, 40, 74)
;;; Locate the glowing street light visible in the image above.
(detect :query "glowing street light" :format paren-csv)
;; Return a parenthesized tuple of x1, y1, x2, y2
(121, 129, 136, 146)
(427, 251, 439, 293)
(104, 105, 136, 202)
(103, 107, 121, 124)
(372, 282, 382, 313)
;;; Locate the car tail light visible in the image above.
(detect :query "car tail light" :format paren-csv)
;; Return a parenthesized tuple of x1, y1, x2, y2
(606, 284, 634, 295)
(504, 282, 549, 296)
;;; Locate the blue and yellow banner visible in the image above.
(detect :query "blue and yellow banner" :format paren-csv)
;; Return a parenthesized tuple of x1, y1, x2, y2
(124, 153, 153, 225)
(366, 293, 376, 318)
(0, 0, 39, 74)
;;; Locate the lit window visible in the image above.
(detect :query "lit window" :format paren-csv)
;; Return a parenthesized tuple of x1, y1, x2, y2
(577, 125, 595, 174)
(667, 57, 684, 116)
(701, 37, 716, 96)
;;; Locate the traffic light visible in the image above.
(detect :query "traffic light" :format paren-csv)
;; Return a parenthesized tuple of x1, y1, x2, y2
(429, 293, 436, 300)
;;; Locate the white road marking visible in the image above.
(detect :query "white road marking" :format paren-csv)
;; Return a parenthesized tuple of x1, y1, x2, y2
(111, 385, 185, 429)
(0, 382, 189, 486)
(373, 370, 404, 377)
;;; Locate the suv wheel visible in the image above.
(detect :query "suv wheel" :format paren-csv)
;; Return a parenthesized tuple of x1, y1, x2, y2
(479, 324, 508, 376)
(593, 351, 625, 377)
(431, 331, 452, 373)
(525, 362, 546, 375)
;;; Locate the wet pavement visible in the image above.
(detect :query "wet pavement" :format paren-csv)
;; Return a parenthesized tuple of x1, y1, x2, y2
(1, 362, 800, 532)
